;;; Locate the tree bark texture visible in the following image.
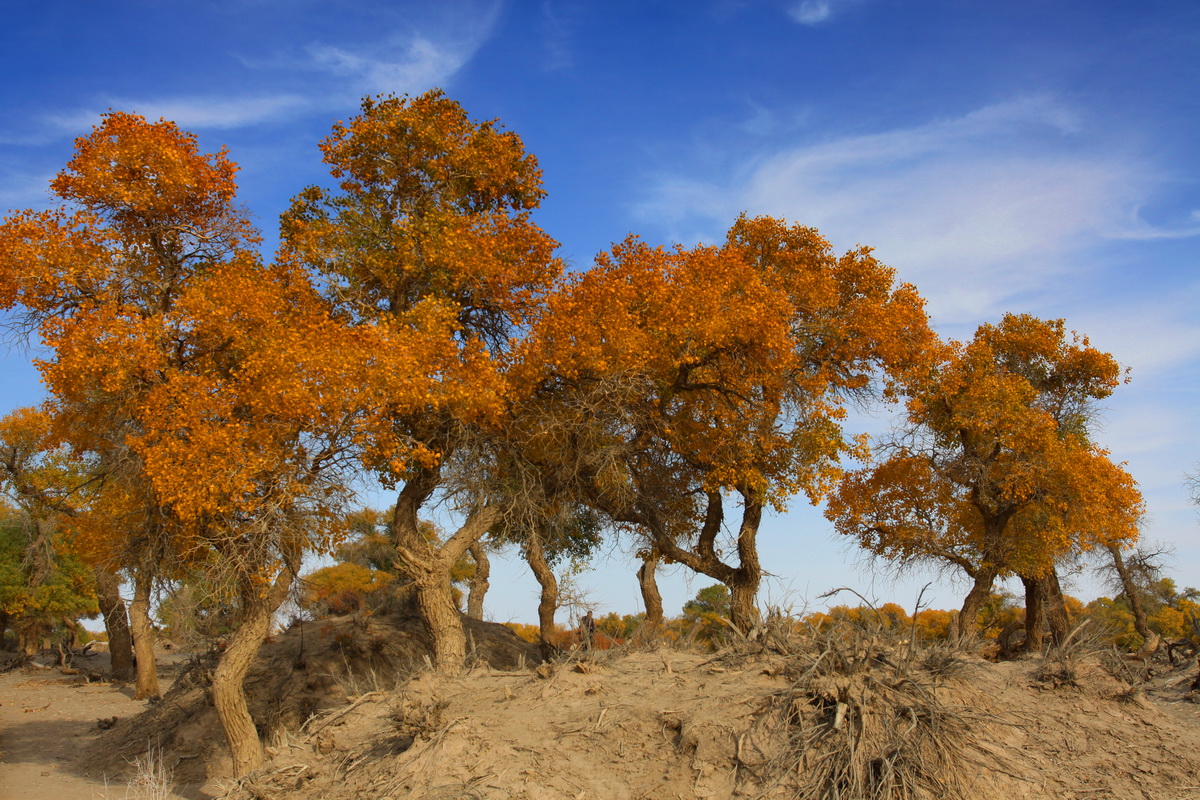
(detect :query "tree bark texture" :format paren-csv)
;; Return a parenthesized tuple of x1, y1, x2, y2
(955, 569, 997, 640)
(212, 569, 295, 777)
(1042, 568, 1071, 647)
(524, 526, 559, 660)
(1022, 574, 1046, 652)
(129, 567, 160, 699)
(637, 551, 663, 634)
(391, 468, 500, 672)
(94, 567, 134, 681)
(466, 542, 490, 621)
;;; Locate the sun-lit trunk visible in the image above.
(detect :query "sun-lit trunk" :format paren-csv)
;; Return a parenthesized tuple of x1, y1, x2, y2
(129, 567, 160, 700)
(212, 569, 294, 777)
(524, 526, 558, 660)
(391, 469, 498, 673)
(955, 569, 997, 641)
(637, 551, 663, 634)
(466, 542, 490, 621)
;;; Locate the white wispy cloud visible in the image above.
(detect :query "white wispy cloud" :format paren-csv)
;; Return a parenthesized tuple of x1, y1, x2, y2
(636, 96, 1159, 323)
(307, 35, 473, 96)
(37, 4, 501, 137)
(45, 94, 310, 133)
(788, 0, 862, 26)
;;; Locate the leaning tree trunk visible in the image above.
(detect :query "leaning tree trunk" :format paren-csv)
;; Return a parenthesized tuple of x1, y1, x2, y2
(94, 566, 134, 681)
(627, 490, 764, 636)
(1022, 574, 1046, 652)
(129, 567, 160, 700)
(465, 542, 490, 621)
(955, 568, 997, 641)
(212, 569, 295, 777)
(637, 551, 663, 634)
(1108, 544, 1157, 652)
(524, 525, 559, 660)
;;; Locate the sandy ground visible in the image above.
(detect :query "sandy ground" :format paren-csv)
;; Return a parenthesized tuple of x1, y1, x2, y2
(0, 651, 214, 800)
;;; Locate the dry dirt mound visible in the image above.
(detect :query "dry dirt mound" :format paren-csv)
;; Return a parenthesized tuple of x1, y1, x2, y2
(77, 623, 1200, 800)
(211, 646, 1200, 800)
(78, 612, 540, 785)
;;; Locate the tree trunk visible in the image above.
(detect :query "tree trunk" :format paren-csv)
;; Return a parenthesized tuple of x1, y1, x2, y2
(212, 569, 294, 777)
(1042, 568, 1071, 647)
(525, 526, 559, 660)
(0, 610, 9, 650)
(94, 567, 134, 681)
(390, 469, 499, 673)
(955, 569, 997, 640)
(16, 621, 42, 656)
(637, 551, 663, 634)
(1022, 574, 1046, 652)
(466, 542, 490, 621)
(1108, 544, 1157, 652)
(728, 496, 764, 633)
(129, 567, 160, 700)
(414, 568, 467, 669)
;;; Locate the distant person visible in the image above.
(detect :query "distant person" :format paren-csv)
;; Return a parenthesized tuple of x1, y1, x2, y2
(581, 611, 596, 651)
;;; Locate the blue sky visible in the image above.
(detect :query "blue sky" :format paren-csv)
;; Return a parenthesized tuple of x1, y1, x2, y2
(2, 0, 1198, 623)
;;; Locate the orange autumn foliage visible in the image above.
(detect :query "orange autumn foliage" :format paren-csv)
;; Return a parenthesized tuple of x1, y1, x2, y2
(827, 314, 1144, 629)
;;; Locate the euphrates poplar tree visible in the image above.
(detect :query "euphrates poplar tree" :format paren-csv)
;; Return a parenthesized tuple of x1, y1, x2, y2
(280, 90, 561, 670)
(827, 314, 1144, 641)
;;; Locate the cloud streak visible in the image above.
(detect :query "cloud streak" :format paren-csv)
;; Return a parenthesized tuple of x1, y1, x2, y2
(636, 96, 1161, 323)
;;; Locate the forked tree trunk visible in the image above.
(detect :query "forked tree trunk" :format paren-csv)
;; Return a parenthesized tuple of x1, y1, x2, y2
(129, 568, 160, 699)
(637, 551, 663, 633)
(524, 526, 559, 660)
(94, 567, 134, 681)
(955, 569, 997, 641)
(212, 569, 295, 777)
(391, 469, 500, 673)
(466, 542, 490, 621)
(1022, 574, 1046, 652)
(627, 491, 764, 636)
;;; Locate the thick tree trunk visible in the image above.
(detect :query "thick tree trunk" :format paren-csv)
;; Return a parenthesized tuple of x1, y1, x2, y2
(728, 497, 764, 633)
(129, 568, 160, 700)
(414, 569, 468, 669)
(525, 526, 559, 660)
(0, 610, 8, 649)
(1108, 544, 1157, 652)
(1022, 574, 1046, 652)
(1042, 568, 1071, 647)
(637, 551, 663, 634)
(16, 621, 43, 656)
(955, 569, 997, 640)
(94, 567, 134, 681)
(466, 542, 490, 621)
(212, 570, 294, 777)
(391, 468, 499, 673)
